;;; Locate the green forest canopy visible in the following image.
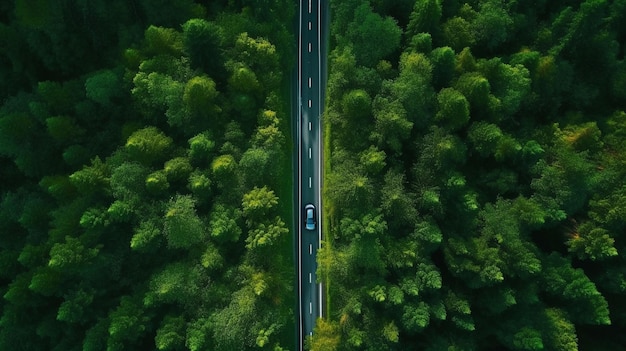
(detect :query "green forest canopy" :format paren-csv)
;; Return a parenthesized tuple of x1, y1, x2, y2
(1, 0, 296, 350)
(313, 0, 626, 350)
(3, 0, 626, 351)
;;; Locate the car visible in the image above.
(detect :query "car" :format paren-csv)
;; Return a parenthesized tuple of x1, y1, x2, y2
(305, 204, 316, 231)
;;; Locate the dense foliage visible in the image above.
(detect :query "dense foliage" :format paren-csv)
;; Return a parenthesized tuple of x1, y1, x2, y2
(0, 1, 296, 350)
(315, 0, 626, 350)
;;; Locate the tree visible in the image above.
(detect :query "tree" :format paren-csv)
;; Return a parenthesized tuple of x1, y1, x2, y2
(473, 0, 514, 51)
(48, 236, 99, 271)
(467, 121, 504, 157)
(479, 58, 531, 119)
(341, 89, 372, 120)
(241, 186, 279, 226)
(110, 162, 149, 203)
(143, 25, 184, 57)
(163, 156, 193, 182)
(182, 75, 220, 122)
(125, 127, 173, 166)
(208, 204, 242, 243)
(45, 115, 85, 143)
(342, 212, 388, 274)
(370, 97, 413, 153)
(543, 308, 579, 351)
(346, 3, 402, 67)
(85, 69, 120, 106)
(541, 253, 610, 325)
(146, 262, 201, 307)
(164, 195, 205, 249)
(69, 157, 110, 195)
(430, 46, 456, 89)
(108, 296, 149, 346)
(436, 87, 470, 131)
(188, 132, 215, 165)
(232, 32, 281, 89)
(245, 216, 289, 250)
(380, 170, 416, 228)
(57, 288, 94, 324)
(211, 154, 238, 192)
(455, 72, 491, 112)
(306, 319, 341, 351)
(442, 16, 476, 52)
(188, 171, 212, 200)
(358, 145, 386, 175)
(182, 19, 225, 79)
(145, 170, 169, 194)
(406, 0, 442, 38)
(388, 52, 435, 128)
(130, 219, 162, 251)
(239, 147, 272, 188)
(566, 221, 617, 261)
(155, 315, 185, 351)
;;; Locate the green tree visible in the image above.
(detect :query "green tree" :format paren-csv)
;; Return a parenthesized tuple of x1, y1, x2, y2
(455, 71, 491, 113)
(146, 262, 201, 306)
(155, 315, 185, 351)
(406, 0, 442, 38)
(182, 75, 220, 122)
(543, 308, 578, 351)
(241, 186, 279, 226)
(182, 19, 225, 78)
(188, 132, 215, 165)
(306, 319, 341, 351)
(566, 221, 617, 261)
(245, 216, 289, 250)
(380, 170, 416, 228)
(164, 195, 205, 249)
(188, 171, 212, 200)
(542, 253, 610, 325)
(45, 115, 85, 143)
(341, 89, 372, 120)
(346, 3, 402, 67)
(164, 156, 193, 182)
(239, 147, 272, 188)
(442, 16, 476, 52)
(107, 296, 149, 346)
(125, 127, 173, 166)
(358, 145, 386, 175)
(211, 154, 238, 192)
(144, 25, 184, 57)
(69, 157, 110, 195)
(370, 97, 413, 153)
(85, 69, 120, 106)
(146, 170, 170, 194)
(436, 87, 470, 131)
(57, 288, 94, 324)
(430, 46, 456, 89)
(473, 0, 514, 51)
(209, 204, 242, 243)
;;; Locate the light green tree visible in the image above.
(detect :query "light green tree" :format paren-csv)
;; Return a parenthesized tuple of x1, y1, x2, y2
(125, 127, 173, 165)
(242, 186, 279, 226)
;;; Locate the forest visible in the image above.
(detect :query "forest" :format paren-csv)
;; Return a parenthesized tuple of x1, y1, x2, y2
(311, 0, 626, 350)
(0, 0, 297, 350)
(3, 0, 626, 351)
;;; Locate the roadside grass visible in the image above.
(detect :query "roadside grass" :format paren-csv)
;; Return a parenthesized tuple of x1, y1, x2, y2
(322, 107, 333, 320)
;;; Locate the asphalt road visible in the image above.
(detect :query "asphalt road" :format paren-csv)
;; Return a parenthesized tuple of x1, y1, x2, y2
(296, 0, 327, 348)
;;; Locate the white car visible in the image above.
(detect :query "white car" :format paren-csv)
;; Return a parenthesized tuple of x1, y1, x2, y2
(305, 204, 316, 231)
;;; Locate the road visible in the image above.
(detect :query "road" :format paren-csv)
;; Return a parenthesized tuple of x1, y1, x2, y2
(296, 0, 327, 348)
